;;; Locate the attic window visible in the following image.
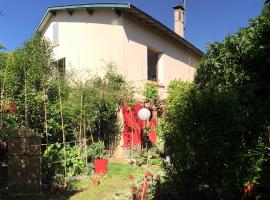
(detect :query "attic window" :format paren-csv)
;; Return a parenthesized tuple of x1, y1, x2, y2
(147, 48, 159, 82)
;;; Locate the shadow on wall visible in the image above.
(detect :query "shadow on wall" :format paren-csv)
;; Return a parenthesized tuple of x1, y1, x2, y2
(44, 9, 122, 28)
(122, 12, 200, 67)
(44, 7, 201, 68)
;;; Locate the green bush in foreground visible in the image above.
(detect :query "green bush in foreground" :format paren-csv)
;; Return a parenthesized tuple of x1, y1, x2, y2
(161, 2, 270, 199)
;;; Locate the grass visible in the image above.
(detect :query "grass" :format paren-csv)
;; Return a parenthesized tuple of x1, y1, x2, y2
(68, 161, 145, 200)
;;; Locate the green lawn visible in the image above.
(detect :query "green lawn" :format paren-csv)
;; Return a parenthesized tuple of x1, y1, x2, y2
(68, 162, 145, 200)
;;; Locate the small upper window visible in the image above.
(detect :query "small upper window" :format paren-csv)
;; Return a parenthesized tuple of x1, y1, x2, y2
(52, 22, 59, 45)
(52, 58, 65, 77)
(147, 48, 159, 82)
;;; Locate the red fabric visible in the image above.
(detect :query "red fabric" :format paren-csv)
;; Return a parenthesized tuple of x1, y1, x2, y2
(122, 104, 158, 147)
(148, 132, 157, 143)
(150, 118, 157, 143)
(122, 104, 143, 147)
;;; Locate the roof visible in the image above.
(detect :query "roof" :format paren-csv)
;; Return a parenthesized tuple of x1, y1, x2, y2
(34, 3, 204, 57)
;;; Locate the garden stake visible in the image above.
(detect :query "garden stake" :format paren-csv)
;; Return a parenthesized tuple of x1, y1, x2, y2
(79, 87, 83, 156)
(57, 63, 67, 186)
(131, 107, 134, 159)
(43, 88, 49, 168)
(23, 64, 28, 126)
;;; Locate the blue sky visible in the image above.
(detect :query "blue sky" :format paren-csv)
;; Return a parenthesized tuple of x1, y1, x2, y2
(0, 0, 265, 52)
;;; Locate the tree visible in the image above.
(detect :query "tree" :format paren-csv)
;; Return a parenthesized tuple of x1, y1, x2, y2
(161, 2, 270, 199)
(0, 44, 5, 50)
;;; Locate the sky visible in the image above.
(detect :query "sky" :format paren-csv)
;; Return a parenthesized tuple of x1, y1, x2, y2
(0, 0, 265, 52)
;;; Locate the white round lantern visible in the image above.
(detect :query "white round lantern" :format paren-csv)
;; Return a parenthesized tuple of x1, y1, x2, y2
(138, 108, 151, 120)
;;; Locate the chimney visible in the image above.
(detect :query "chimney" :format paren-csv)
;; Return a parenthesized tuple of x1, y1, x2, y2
(173, 4, 185, 37)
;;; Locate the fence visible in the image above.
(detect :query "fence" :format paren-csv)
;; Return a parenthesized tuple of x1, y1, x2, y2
(8, 127, 41, 197)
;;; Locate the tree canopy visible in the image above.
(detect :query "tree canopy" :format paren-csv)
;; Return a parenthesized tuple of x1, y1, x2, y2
(161, 3, 270, 199)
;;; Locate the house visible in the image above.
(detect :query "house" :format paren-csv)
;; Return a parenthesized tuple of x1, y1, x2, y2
(35, 3, 203, 99)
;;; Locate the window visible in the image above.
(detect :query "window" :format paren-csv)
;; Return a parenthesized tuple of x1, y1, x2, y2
(147, 48, 159, 82)
(52, 58, 65, 77)
(52, 22, 59, 45)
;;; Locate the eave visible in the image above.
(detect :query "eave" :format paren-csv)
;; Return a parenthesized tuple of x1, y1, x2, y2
(34, 3, 204, 57)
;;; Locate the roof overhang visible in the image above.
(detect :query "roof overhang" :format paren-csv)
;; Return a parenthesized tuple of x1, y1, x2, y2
(34, 3, 204, 57)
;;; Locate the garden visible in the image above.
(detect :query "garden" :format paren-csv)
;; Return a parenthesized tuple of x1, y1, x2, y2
(0, 1, 270, 200)
(0, 35, 166, 199)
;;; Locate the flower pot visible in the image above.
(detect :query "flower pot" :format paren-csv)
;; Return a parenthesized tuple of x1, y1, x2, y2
(92, 177, 100, 186)
(94, 159, 108, 175)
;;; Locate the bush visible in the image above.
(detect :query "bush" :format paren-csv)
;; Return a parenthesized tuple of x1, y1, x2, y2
(162, 82, 244, 198)
(161, 3, 270, 199)
(161, 82, 270, 198)
(87, 140, 107, 160)
(43, 143, 86, 179)
(143, 83, 160, 106)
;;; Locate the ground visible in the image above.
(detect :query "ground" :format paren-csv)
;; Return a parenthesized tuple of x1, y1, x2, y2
(43, 161, 147, 200)
(1, 157, 163, 200)
(69, 162, 144, 200)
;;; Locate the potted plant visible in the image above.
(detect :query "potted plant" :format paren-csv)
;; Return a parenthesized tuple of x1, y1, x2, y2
(87, 140, 108, 175)
(92, 174, 100, 186)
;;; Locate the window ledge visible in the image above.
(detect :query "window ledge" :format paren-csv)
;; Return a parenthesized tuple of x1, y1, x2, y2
(146, 80, 165, 88)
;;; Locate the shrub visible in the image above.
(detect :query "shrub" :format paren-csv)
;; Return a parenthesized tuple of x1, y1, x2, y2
(161, 3, 270, 199)
(43, 143, 86, 178)
(143, 83, 160, 106)
(87, 140, 107, 160)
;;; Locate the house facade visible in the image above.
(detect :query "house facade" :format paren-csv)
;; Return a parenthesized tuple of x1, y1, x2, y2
(35, 3, 203, 98)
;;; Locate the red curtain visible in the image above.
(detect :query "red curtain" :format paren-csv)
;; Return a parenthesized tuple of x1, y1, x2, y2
(122, 104, 157, 147)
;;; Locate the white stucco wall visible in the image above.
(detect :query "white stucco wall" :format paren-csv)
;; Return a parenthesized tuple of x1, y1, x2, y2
(41, 9, 202, 98)
(122, 14, 201, 98)
(42, 9, 125, 80)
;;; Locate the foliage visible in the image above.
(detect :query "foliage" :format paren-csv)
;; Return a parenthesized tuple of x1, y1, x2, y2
(0, 36, 53, 139)
(43, 143, 86, 178)
(148, 147, 163, 166)
(133, 148, 163, 167)
(253, 144, 270, 199)
(65, 162, 144, 200)
(0, 36, 135, 184)
(0, 44, 6, 50)
(131, 171, 157, 200)
(162, 82, 240, 198)
(162, 3, 270, 199)
(143, 83, 160, 106)
(130, 164, 165, 200)
(87, 140, 107, 160)
(133, 149, 148, 167)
